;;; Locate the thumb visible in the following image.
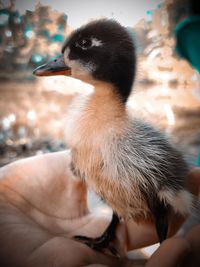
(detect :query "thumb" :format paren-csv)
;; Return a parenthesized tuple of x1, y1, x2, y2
(145, 237, 190, 267)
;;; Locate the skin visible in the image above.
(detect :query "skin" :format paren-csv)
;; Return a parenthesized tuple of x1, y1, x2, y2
(0, 150, 199, 267)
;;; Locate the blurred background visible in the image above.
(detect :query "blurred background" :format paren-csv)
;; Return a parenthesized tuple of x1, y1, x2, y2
(0, 0, 200, 260)
(1, 0, 200, 167)
(0, 0, 200, 160)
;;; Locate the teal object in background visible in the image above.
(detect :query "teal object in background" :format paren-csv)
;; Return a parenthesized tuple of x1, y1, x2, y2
(175, 16, 200, 73)
(52, 34, 64, 43)
(31, 53, 46, 65)
(196, 147, 200, 167)
(175, 16, 200, 167)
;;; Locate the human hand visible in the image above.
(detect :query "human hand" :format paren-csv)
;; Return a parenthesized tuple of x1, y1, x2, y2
(0, 151, 199, 267)
(0, 150, 131, 267)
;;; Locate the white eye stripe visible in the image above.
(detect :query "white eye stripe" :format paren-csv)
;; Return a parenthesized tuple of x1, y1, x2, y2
(91, 38, 103, 47)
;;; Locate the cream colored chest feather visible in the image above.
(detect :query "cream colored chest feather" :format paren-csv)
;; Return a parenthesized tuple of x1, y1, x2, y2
(65, 95, 90, 147)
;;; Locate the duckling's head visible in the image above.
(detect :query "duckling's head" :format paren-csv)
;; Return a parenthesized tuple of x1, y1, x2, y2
(34, 19, 136, 102)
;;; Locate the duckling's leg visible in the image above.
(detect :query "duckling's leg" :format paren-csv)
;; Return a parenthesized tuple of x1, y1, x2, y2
(74, 212, 119, 254)
(153, 200, 169, 243)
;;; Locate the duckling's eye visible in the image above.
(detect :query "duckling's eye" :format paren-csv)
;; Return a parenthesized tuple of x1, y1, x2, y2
(76, 38, 92, 50)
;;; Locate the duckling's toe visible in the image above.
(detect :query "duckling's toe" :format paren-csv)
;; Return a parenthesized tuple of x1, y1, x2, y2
(74, 233, 111, 251)
(73, 234, 119, 256)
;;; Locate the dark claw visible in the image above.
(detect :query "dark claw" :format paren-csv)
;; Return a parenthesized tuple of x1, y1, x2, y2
(74, 235, 120, 256)
(74, 235, 92, 242)
(73, 234, 110, 250)
(74, 235, 99, 250)
(74, 236, 100, 250)
(108, 245, 119, 257)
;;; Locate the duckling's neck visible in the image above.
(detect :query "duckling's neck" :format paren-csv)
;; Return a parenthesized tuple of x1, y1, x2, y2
(88, 81, 127, 118)
(65, 81, 128, 147)
(87, 82, 126, 124)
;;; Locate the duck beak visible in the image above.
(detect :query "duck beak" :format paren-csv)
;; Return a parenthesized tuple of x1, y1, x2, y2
(33, 54, 71, 76)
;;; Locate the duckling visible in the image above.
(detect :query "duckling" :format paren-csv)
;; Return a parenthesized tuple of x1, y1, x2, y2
(34, 19, 194, 251)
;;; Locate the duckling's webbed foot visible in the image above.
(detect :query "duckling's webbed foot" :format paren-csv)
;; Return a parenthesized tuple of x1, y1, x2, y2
(74, 213, 119, 255)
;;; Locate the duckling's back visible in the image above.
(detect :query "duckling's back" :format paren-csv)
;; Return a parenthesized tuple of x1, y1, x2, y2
(96, 117, 193, 221)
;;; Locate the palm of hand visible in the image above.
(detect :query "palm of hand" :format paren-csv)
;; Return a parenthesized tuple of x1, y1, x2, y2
(0, 151, 125, 267)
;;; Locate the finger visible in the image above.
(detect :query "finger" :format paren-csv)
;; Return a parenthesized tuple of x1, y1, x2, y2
(113, 222, 128, 257)
(126, 220, 158, 250)
(181, 225, 200, 267)
(185, 224, 200, 244)
(186, 167, 200, 196)
(145, 237, 190, 267)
